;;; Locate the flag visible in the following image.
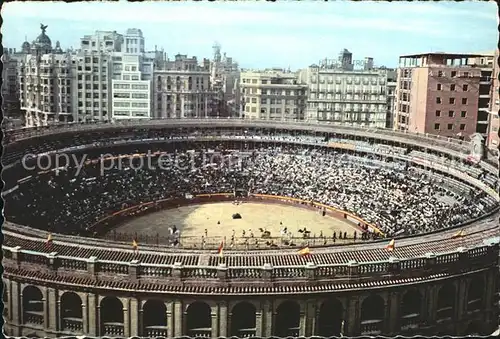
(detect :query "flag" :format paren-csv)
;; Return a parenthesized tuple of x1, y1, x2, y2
(46, 233, 53, 248)
(385, 239, 395, 252)
(132, 238, 138, 254)
(217, 241, 224, 258)
(298, 247, 311, 256)
(452, 229, 466, 238)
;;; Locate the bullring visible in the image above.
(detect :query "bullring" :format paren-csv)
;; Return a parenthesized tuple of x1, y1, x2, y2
(2, 119, 499, 337)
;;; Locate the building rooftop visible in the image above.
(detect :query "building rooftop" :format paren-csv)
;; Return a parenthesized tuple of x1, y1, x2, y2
(400, 52, 487, 59)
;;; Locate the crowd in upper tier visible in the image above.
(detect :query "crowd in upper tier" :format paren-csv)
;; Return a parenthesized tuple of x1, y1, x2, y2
(5, 143, 498, 238)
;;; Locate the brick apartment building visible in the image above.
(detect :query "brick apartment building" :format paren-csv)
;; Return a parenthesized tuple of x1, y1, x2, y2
(394, 53, 486, 139)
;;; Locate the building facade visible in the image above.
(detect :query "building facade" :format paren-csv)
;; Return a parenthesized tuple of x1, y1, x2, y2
(486, 49, 499, 150)
(299, 64, 394, 128)
(1, 49, 24, 119)
(18, 26, 156, 126)
(153, 54, 217, 118)
(210, 43, 240, 117)
(394, 53, 483, 138)
(240, 70, 307, 121)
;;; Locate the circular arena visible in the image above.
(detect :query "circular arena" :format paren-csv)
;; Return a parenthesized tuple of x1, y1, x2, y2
(2, 119, 499, 337)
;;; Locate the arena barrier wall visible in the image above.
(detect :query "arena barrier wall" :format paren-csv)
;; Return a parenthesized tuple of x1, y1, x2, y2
(87, 193, 383, 250)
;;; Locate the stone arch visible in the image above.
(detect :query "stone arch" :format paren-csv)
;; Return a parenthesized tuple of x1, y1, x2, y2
(230, 302, 257, 337)
(317, 298, 343, 336)
(401, 289, 422, 329)
(143, 299, 167, 337)
(274, 300, 301, 337)
(186, 301, 211, 337)
(100, 296, 124, 336)
(22, 285, 44, 326)
(436, 283, 455, 320)
(360, 294, 385, 334)
(60, 292, 83, 332)
(467, 276, 484, 312)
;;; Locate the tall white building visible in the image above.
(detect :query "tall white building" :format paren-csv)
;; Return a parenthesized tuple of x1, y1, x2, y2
(299, 61, 395, 128)
(19, 25, 156, 126)
(153, 54, 217, 118)
(111, 54, 152, 119)
(239, 69, 308, 121)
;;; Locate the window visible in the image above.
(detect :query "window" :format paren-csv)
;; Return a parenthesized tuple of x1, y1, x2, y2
(436, 97, 441, 104)
(463, 72, 469, 77)
(463, 84, 468, 91)
(262, 80, 268, 84)
(449, 98, 455, 104)
(448, 110, 454, 117)
(437, 84, 442, 90)
(434, 123, 440, 130)
(450, 84, 455, 91)
(460, 124, 466, 131)
(436, 110, 441, 117)
(462, 98, 468, 104)
(451, 71, 457, 77)
(447, 123, 453, 130)
(438, 71, 443, 77)
(461, 111, 466, 117)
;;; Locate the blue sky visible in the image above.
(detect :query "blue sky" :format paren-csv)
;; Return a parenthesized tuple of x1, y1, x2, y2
(2, 1, 498, 69)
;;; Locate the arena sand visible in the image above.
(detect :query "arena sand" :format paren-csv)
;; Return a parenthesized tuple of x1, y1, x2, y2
(113, 202, 356, 241)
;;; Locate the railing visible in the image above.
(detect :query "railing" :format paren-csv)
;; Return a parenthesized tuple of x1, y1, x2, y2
(101, 322, 125, 336)
(144, 325, 169, 337)
(4, 118, 471, 154)
(187, 328, 212, 337)
(400, 313, 420, 330)
(24, 311, 44, 326)
(360, 319, 383, 334)
(61, 317, 84, 332)
(3, 236, 499, 283)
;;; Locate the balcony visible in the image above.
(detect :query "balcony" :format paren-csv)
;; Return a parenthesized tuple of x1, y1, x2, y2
(101, 322, 124, 336)
(187, 328, 212, 337)
(144, 325, 168, 337)
(233, 328, 257, 338)
(400, 313, 420, 331)
(360, 319, 383, 335)
(62, 317, 84, 333)
(24, 311, 44, 326)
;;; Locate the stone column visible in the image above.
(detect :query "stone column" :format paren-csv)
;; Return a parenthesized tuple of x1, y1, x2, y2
(211, 307, 219, 338)
(47, 288, 58, 331)
(255, 310, 263, 337)
(11, 281, 21, 336)
(346, 296, 359, 336)
(173, 300, 183, 337)
(457, 279, 467, 318)
(88, 293, 97, 336)
(42, 286, 49, 329)
(388, 292, 399, 334)
(123, 298, 130, 337)
(219, 301, 228, 337)
(262, 300, 273, 336)
(166, 301, 173, 338)
(129, 297, 139, 336)
(427, 285, 437, 325)
(305, 300, 316, 336)
(81, 294, 88, 334)
(299, 309, 306, 336)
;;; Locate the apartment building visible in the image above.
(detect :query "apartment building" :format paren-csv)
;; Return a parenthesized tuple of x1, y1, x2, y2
(80, 30, 123, 53)
(487, 49, 499, 150)
(299, 63, 394, 128)
(210, 43, 240, 117)
(19, 52, 77, 126)
(239, 70, 307, 121)
(19, 26, 156, 126)
(153, 54, 216, 118)
(111, 54, 152, 119)
(394, 53, 482, 138)
(1, 49, 24, 119)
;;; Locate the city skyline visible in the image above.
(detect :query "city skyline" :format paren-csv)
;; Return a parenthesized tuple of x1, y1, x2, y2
(3, 1, 498, 69)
